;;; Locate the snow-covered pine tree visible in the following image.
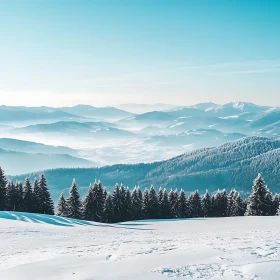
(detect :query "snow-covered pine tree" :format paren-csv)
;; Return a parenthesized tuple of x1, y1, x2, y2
(178, 189, 188, 218)
(157, 187, 164, 218)
(119, 184, 127, 221)
(227, 189, 237, 216)
(39, 175, 54, 215)
(141, 188, 149, 220)
(159, 188, 170, 219)
(57, 192, 69, 217)
(83, 185, 96, 221)
(273, 194, 280, 215)
(0, 167, 7, 210)
(6, 181, 18, 211)
(95, 181, 105, 222)
(103, 193, 114, 223)
(188, 190, 202, 218)
(212, 189, 228, 217)
(67, 179, 83, 219)
(169, 189, 179, 218)
(245, 174, 274, 216)
(112, 183, 122, 222)
(32, 178, 41, 213)
(123, 187, 132, 221)
(15, 182, 24, 212)
(148, 185, 158, 219)
(201, 190, 212, 217)
(103, 188, 108, 201)
(231, 193, 245, 216)
(23, 177, 33, 213)
(131, 187, 142, 220)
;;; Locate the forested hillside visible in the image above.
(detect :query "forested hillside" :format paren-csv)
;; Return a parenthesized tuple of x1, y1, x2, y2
(11, 137, 280, 198)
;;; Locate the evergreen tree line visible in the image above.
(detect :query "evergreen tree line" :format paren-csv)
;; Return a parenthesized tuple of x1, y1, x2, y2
(0, 168, 54, 214)
(0, 167, 280, 223)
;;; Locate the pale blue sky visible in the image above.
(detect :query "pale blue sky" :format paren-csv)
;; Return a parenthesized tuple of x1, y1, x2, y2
(0, 0, 279, 106)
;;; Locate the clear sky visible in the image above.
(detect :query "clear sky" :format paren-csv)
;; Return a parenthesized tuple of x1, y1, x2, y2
(0, 0, 279, 107)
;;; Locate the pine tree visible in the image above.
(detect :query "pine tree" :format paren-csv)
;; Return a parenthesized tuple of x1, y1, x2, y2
(0, 167, 7, 210)
(201, 190, 212, 217)
(227, 189, 237, 216)
(67, 179, 83, 219)
(169, 189, 179, 218)
(112, 183, 122, 222)
(39, 175, 54, 215)
(188, 190, 202, 218)
(83, 184, 95, 221)
(15, 182, 24, 212)
(142, 188, 149, 219)
(148, 185, 158, 219)
(6, 181, 18, 211)
(103, 193, 114, 223)
(131, 187, 142, 220)
(245, 174, 274, 216)
(159, 188, 170, 219)
(178, 189, 188, 218)
(32, 178, 41, 213)
(23, 177, 33, 212)
(123, 187, 132, 221)
(119, 184, 127, 221)
(94, 181, 105, 222)
(57, 193, 69, 217)
(231, 193, 245, 216)
(212, 189, 228, 217)
(157, 187, 164, 218)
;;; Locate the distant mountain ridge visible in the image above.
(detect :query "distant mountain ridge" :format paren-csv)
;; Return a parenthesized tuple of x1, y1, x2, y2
(10, 137, 280, 200)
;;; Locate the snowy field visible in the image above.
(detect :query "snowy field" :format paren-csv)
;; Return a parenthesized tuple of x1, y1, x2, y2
(1, 212, 280, 279)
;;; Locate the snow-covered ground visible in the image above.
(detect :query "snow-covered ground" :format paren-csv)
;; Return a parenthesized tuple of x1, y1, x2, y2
(1, 212, 280, 279)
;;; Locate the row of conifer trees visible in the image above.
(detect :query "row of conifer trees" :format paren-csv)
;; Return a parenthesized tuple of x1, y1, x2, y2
(0, 167, 279, 223)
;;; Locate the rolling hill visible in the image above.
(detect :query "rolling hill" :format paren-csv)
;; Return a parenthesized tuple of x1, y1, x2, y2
(10, 137, 280, 199)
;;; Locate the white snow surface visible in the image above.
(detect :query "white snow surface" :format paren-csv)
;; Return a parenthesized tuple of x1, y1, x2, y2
(1, 211, 280, 280)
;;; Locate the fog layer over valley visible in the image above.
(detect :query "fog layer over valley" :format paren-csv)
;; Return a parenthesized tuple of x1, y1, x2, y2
(0, 102, 280, 175)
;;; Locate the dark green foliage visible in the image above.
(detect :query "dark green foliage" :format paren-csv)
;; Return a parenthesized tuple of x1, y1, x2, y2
(123, 187, 132, 221)
(201, 190, 212, 217)
(67, 179, 83, 219)
(0, 164, 278, 223)
(15, 182, 24, 211)
(23, 177, 33, 212)
(246, 174, 274, 216)
(6, 181, 18, 211)
(131, 187, 142, 220)
(103, 193, 114, 223)
(169, 189, 179, 218)
(0, 167, 7, 210)
(112, 184, 122, 222)
(141, 188, 149, 219)
(32, 178, 41, 213)
(188, 190, 201, 218)
(212, 189, 228, 217)
(178, 189, 188, 218)
(231, 193, 245, 216)
(148, 185, 158, 219)
(57, 192, 68, 217)
(92, 181, 105, 222)
(83, 185, 95, 221)
(159, 188, 170, 218)
(38, 175, 54, 215)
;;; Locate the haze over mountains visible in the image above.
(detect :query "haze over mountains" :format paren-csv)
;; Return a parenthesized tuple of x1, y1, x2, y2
(11, 136, 280, 201)
(0, 101, 279, 176)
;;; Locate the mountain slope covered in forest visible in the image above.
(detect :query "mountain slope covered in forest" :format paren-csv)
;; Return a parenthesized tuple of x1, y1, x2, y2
(11, 137, 280, 198)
